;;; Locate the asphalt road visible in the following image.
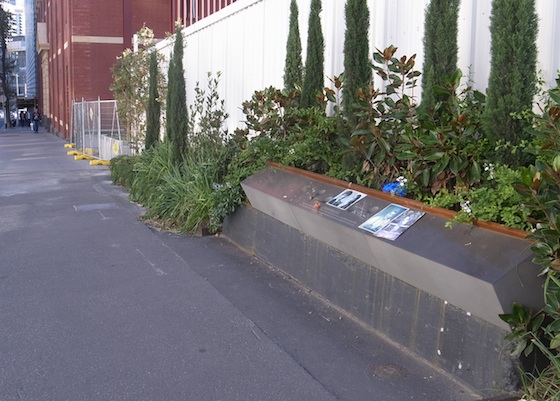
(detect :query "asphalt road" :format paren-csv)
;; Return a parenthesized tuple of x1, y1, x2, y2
(0, 128, 481, 401)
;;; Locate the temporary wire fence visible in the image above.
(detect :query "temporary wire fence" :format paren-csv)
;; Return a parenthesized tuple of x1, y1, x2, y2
(72, 99, 133, 160)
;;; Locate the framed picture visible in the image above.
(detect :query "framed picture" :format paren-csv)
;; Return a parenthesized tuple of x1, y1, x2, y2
(326, 189, 367, 210)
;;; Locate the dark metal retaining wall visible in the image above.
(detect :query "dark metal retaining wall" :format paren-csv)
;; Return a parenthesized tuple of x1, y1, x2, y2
(223, 207, 519, 394)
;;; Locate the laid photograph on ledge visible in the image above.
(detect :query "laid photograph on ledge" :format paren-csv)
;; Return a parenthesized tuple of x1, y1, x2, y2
(374, 209, 426, 240)
(358, 203, 409, 236)
(326, 189, 367, 210)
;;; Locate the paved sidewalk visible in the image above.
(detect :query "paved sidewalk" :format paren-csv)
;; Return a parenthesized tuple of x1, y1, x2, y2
(0, 129, 481, 400)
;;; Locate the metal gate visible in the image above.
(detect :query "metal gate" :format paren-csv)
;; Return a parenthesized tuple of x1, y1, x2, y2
(72, 99, 131, 160)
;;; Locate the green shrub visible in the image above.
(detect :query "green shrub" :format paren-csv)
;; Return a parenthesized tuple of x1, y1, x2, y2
(284, 0, 303, 90)
(499, 75, 560, 400)
(147, 158, 221, 234)
(400, 69, 488, 194)
(483, 0, 538, 167)
(130, 141, 175, 207)
(424, 164, 531, 230)
(109, 155, 139, 188)
(301, 0, 324, 109)
(342, 0, 371, 123)
(166, 24, 189, 164)
(420, 0, 460, 112)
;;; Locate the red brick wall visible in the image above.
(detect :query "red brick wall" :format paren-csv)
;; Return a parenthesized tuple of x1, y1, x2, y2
(43, 0, 172, 138)
(72, 1, 124, 37)
(71, 44, 123, 101)
(132, 0, 171, 39)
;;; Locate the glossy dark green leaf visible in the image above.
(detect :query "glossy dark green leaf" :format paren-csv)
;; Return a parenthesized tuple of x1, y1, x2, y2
(550, 334, 560, 350)
(531, 314, 545, 332)
(449, 157, 460, 175)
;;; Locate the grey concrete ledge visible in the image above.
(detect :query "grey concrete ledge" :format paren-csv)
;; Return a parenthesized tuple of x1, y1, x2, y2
(240, 165, 543, 330)
(222, 164, 545, 394)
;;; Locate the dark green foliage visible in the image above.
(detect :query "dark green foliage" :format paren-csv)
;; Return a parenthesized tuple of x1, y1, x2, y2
(425, 164, 530, 230)
(129, 75, 233, 234)
(484, 0, 538, 167)
(165, 25, 189, 164)
(109, 155, 139, 188)
(349, 46, 420, 188)
(284, 0, 303, 90)
(342, 0, 371, 122)
(145, 51, 161, 150)
(400, 69, 488, 194)
(237, 86, 340, 170)
(420, 0, 460, 112)
(300, 0, 324, 108)
(502, 79, 560, 398)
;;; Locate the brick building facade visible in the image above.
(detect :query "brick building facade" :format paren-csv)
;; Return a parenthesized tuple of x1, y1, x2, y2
(35, 0, 171, 138)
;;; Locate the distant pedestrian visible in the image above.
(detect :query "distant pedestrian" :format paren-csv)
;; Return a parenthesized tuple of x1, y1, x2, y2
(32, 111, 41, 133)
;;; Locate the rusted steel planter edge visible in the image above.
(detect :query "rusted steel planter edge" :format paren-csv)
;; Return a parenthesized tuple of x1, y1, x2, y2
(267, 162, 529, 241)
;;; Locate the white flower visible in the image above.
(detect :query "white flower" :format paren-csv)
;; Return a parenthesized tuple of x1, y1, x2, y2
(484, 163, 495, 180)
(460, 200, 472, 214)
(396, 176, 407, 186)
(289, 148, 296, 155)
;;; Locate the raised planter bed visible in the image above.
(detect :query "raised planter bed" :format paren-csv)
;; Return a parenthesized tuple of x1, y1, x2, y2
(222, 163, 544, 396)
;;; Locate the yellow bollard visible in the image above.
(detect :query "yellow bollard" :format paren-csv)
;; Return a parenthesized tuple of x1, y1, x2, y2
(89, 160, 110, 166)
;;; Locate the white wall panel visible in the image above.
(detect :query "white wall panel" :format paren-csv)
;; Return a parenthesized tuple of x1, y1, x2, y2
(156, 0, 560, 135)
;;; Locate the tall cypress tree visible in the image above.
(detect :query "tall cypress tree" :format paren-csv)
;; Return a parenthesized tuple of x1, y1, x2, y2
(145, 51, 160, 150)
(300, 0, 324, 108)
(420, 0, 460, 112)
(284, 0, 303, 90)
(484, 0, 538, 166)
(342, 0, 371, 121)
(165, 24, 189, 164)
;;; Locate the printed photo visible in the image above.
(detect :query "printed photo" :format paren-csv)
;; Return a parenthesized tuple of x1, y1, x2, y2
(374, 209, 425, 240)
(326, 189, 367, 210)
(358, 203, 408, 234)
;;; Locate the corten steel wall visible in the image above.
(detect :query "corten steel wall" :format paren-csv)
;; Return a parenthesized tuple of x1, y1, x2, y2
(41, 0, 171, 139)
(157, 0, 560, 136)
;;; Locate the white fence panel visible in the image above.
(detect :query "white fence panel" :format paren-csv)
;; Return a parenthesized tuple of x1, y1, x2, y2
(156, 0, 560, 135)
(72, 99, 130, 160)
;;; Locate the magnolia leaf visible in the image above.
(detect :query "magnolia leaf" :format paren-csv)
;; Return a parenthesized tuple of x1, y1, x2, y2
(373, 149, 385, 164)
(384, 97, 396, 107)
(550, 90, 560, 104)
(473, 90, 486, 103)
(378, 137, 391, 153)
(469, 161, 481, 184)
(449, 158, 460, 175)
(450, 68, 462, 88)
(373, 51, 385, 64)
(424, 151, 445, 161)
(432, 85, 449, 96)
(533, 241, 553, 255)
